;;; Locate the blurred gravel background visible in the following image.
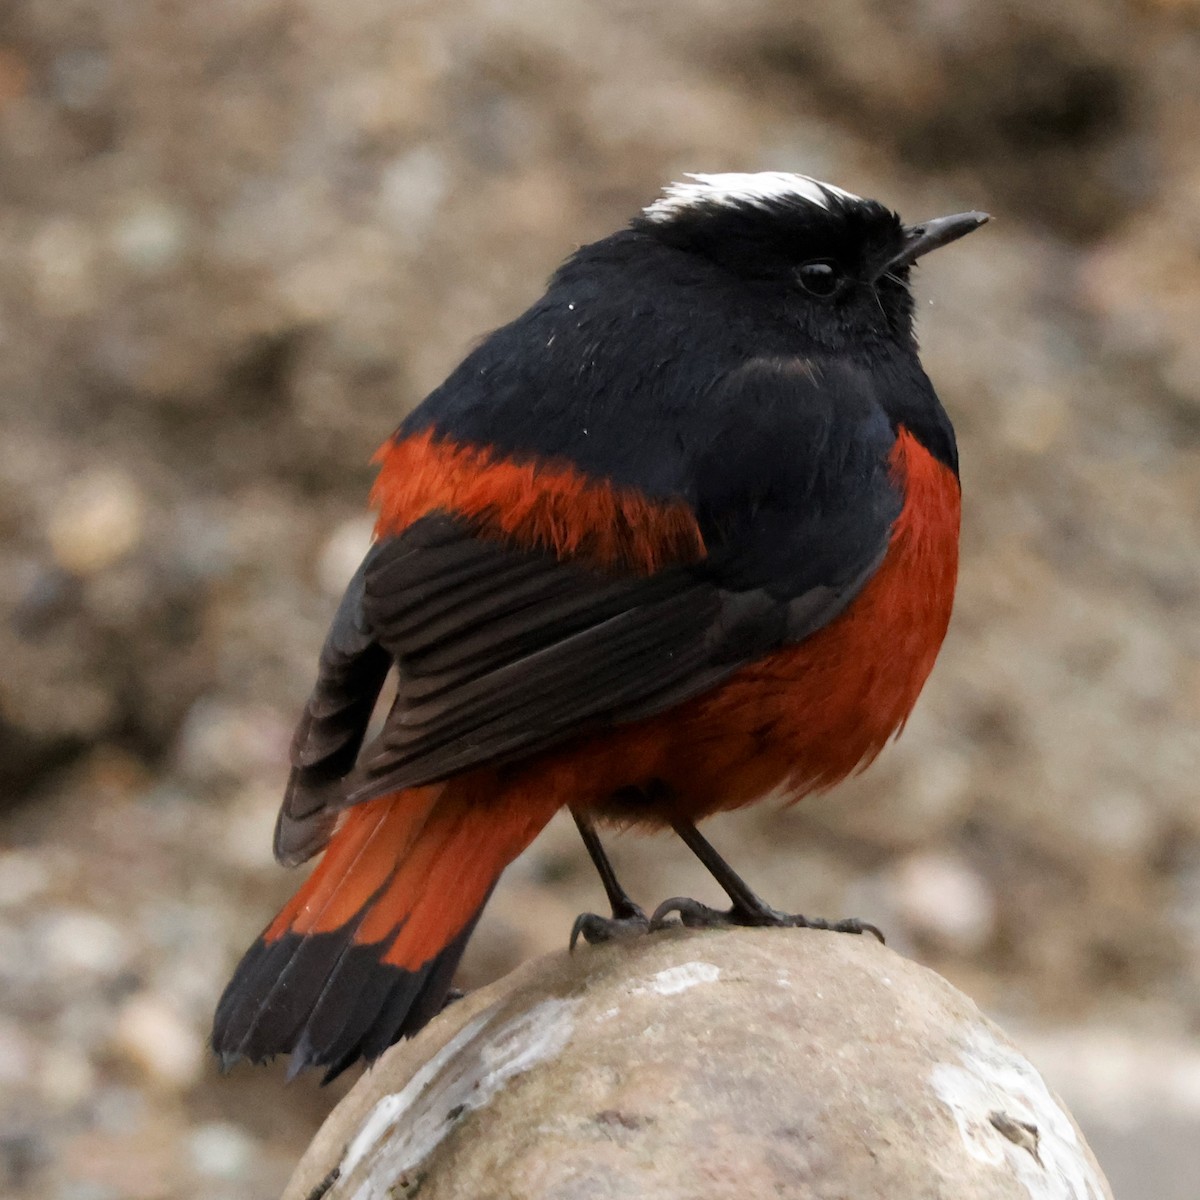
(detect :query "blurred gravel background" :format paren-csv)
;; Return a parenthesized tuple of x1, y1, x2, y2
(1, 2, 1198, 1197)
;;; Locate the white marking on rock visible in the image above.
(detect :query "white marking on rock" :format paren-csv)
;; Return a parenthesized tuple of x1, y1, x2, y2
(631, 962, 721, 997)
(340, 998, 577, 1199)
(643, 172, 862, 222)
(931, 1023, 1107, 1199)
(341, 1014, 489, 1182)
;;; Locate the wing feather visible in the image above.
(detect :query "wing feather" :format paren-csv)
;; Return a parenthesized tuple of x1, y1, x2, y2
(275, 355, 907, 858)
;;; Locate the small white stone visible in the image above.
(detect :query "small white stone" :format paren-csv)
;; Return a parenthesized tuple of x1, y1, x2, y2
(1000, 385, 1068, 455)
(0, 851, 51, 907)
(51, 49, 110, 110)
(222, 783, 285, 870)
(46, 469, 145, 576)
(28, 217, 99, 317)
(890, 852, 996, 953)
(112, 992, 205, 1090)
(188, 1122, 258, 1180)
(39, 1044, 97, 1105)
(92, 1083, 147, 1134)
(42, 909, 133, 976)
(174, 698, 290, 782)
(378, 146, 450, 243)
(111, 197, 189, 274)
(317, 515, 376, 598)
(0, 1018, 36, 1086)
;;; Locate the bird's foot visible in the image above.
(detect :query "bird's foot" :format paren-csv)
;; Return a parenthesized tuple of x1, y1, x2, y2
(570, 902, 651, 951)
(649, 896, 884, 943)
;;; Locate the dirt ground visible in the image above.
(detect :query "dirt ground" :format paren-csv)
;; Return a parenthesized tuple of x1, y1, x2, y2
(1, 2, 1199, 1197)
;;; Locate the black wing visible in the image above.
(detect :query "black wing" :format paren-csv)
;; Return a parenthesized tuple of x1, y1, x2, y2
(275, 358, 903, 864)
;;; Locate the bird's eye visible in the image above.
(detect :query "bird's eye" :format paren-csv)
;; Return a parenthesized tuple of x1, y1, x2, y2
(795, 260, 844, 298)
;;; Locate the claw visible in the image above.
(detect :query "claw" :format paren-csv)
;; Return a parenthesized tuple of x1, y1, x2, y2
(649, 896, 729, 931)
(569, 905, 650, 952)
(800, 915, 886, 943)
(648, 896, 884, 942)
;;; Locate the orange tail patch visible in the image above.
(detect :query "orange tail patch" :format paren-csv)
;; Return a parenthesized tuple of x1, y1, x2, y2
(212, 785, 557, 1079)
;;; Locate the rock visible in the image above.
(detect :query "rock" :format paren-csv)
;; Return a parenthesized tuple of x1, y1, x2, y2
(285, 929, 1112, 1200)
(44, 470, 146, 577)
(111, 993, 204, 1091)
(28, 216, 100, 318)
(173, 698, 290, 785)
(38, 1045, 97, 1107)
(40, 909, 133, 978)
(0, 1018, 36, 1088)
(187, 1122, 257, 1181)
(316, 514, 376, 598)
(888, 850, 997, 953)
(1013, 1026, 1200, 1200)
(110, 196, 190, 276)
(0, 851, 51, 908)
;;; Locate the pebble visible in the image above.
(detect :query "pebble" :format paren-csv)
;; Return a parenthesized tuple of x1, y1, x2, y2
(221, 783, 283, 870)
(28, 217, 99, 318)
(377, 145, 450, 242)
(90, 1085, 147, 1135)
(0, 1018, 36, 1086)
(187, 1122, 257, 1180)
(999, 384, 1069, 455)
(316, 514, 376, 597)
(112, 993, 205, 1090)
(41, 910, 133, 977)
(0, 851, 51, 908)
(174, 698, 290, 783)
(45, 471, 146, 576)
(38, 1045, 97, 1107)
(1083, 789, 1155, 856)
(50, 49, 111, 111)
(888, 851, 997, 954)
(111, 197, 189, 275)
(168, 504, 236, 582)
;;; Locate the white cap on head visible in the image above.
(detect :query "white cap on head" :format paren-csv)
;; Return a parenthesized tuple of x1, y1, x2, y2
(643, 172, 864, 222)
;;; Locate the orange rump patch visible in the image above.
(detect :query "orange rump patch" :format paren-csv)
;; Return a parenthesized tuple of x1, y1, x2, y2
(371, 429, 706, 574)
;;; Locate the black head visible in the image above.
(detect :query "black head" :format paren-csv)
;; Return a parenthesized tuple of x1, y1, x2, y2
(633, 172, 988, 358)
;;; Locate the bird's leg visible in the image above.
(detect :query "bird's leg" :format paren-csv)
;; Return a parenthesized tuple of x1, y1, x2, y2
(650, 820, 884, 942)
(569, 811, 650, 950)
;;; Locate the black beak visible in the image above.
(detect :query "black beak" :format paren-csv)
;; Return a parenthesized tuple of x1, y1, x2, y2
(875, 211, 990, 279)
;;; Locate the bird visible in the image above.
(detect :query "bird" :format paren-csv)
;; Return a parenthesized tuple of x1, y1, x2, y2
(212, 171, 987, 1080)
